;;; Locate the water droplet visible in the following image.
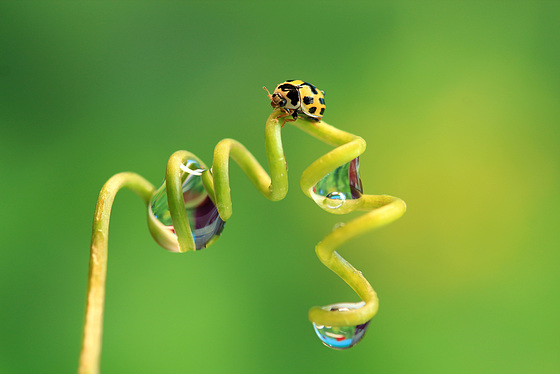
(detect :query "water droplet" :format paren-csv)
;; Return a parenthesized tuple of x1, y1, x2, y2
(332, 222, 346, 231)
(150, 159, 225, 250)
(314, 158, 363, 204)
(324, 192, 346, 208)
(312, 302, 371, 350)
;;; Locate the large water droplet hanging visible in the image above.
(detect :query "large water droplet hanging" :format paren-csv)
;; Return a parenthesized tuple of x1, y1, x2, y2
(150, 159, 225, 250)
(314, 158, 363, 208)
(312, 302, 371, 350)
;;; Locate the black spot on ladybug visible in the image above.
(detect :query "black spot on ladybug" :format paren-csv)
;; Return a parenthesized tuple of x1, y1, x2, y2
(308, 106, 317, 114)
(306, 83, 318, 94)
(303, 96, 314, 105)
(278, 83, 294, 92)
(319, 97, 325, 105)
(286, 79, 295, 82)
(286, 89, 299, 106)
(320, 107, 325, 115)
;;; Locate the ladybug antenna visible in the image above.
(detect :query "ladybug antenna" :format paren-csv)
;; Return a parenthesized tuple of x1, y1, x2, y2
(263, 86, 272, 98)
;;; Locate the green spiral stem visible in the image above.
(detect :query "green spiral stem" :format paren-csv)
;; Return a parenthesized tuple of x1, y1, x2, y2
(78, 106, 405, 373)
(293, 118, 407, 327)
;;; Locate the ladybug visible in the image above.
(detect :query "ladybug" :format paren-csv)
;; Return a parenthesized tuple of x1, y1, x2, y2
(266, 80, 326, 125)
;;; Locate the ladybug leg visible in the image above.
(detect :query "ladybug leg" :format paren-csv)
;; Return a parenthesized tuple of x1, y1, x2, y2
(275, 109, 291, 121)
(281, 118, 297, 128)
(275, 109, 296, 127)
(280, 111, 298, 128)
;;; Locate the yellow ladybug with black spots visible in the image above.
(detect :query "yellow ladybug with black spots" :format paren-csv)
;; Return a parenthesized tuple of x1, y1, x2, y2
(267, 80, 326, 124)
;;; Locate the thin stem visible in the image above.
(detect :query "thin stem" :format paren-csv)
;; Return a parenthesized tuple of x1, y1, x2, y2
(78, 106, 406, 373)
(308, 196, 407, 326)
(78, 172, 155, 374)
(166, 151, 203, 252)
(290, 118, 407, 327)
(212, 108, 288, 220)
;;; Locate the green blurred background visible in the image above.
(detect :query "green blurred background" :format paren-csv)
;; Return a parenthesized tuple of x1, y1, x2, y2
(1, 1, 559, 373)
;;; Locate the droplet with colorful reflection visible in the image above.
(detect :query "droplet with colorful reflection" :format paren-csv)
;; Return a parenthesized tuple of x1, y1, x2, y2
(312, 302, 371, 350)
(150, 159, 225, 250)
(314, 157, 363, 207)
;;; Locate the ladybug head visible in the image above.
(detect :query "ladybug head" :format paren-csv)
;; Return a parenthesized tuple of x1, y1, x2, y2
(270, 92, 287, 108)
(264, 86, 287, 108)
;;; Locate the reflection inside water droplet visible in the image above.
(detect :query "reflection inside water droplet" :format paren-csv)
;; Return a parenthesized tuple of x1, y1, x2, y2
(324, 192, 346, 208)
(312, 302, 371, 350)
(314, 158, 363, 209)
(150, 159, 225, 250)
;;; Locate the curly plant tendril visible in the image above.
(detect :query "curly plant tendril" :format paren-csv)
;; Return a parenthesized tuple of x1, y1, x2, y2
(292, 118, 407, 330)
(79, 173, 155, 374)
(79, 100, 405, 372)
